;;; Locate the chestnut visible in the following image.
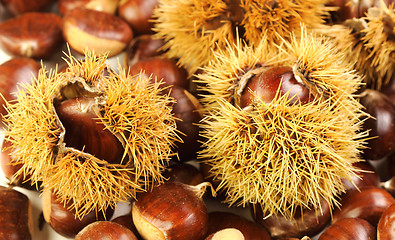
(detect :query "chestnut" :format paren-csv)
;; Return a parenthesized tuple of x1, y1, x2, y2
(0, 57, 41, 127)
(0, 13, 63, 59)
(332, 186, 395, 226)
(63, 8, 133, 57)
(124, 34, 165, 67)
(54, 97, 125, 164)
(341, 161, 380, 192)
(0, 185, 32, 240)
(318, 218, 376, 240)
(132, 181, 209, 240)
(206, 211, 272, 240)
(205, 228, 245, 240)
(359, 89, 395, 160)
(118, 0, 158, 35)
(58, 0, 119, 15)
(128, 57, 189, 90)
(42, 188, 114, 238)
(251, 200, 331, 238)
(162, 163, 204, 186)
(75, 221, 138, 240)
(377, 203, 395, 239)
(1, 0, 54, 15)
(238, 66, 312, 108)
(168, 86, 202, 161)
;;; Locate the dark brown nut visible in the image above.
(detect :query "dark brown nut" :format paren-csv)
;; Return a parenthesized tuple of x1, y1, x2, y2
(118, 0, 158, 35)
(124, 34, 165, 67)
(1, 0, 54, 15)
(205, 228, 245, 240)
(58, 0, 119, 15)
(251, 200, 331, 239)
(333, 186, 395, 226)
(207, 211, 272, 240)
(341, 161, 380, 192)
(75, 221, 138, 240)
(54, 97, 125, 164)
(42, 189, 114, 238)
(0, 57, 41, 127)
(169, 86, 202, 161)
(0, 13, 63, 59)
(111, 212, 142, 239)
(132, 182, 209, 240)
(162, 163, 204, 186)
(63, 8, 133, 57)
(359, 89, 395, 160)
(0, 185, 32, 240)
(128, 57, 189, 90)
(377, 203, 395, 239)
(318, 218, 376, 240)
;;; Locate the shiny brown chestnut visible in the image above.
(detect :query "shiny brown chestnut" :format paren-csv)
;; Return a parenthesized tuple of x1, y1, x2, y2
(359, 89, 395, 160)
(1, 0, 54, 15)
(377, 203, 395, 239)
(341, 161, 380, 192)
(118, 0, 158, 35)
(205, 228, 245, 240)
(58, 0, 119, 15)
(162, 163, 204, 186)
(128, 57, 189, 90)
(0, 13, 63, 59)
(75, 221, 138, 240)
(132, 181, 209, 240)
(0, 185, 32, 240)
(42, 188, 114, 238)
(0, 57, 41, 127)
(54, 97, 125, 164)
(206, 211, 272, 240)
(318, 218, 376, 240)
(333, 186, 395, 226)
(168, 86, 202, 161)
(124, 34, 165, 68)
(251, 200, 331, 238)
(63, 8, 133, 57)
(238, 66, 312, 108)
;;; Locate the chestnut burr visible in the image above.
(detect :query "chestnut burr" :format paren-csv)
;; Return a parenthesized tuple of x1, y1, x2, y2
(132, 181, 209, 240)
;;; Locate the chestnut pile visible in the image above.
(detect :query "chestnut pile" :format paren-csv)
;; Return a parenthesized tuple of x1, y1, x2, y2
(0, 0, 394, 240)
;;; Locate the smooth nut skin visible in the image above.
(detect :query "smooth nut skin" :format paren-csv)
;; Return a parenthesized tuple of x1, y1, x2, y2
(252, 200, 331, 238)
(206, 211, 272, 240)
(0, 13, 63, 59)
(168, 87, 202, 161)
(132, 182, 208, 240)
(42, 189, 114, 238)
(377, 203, 395, 239)
(58, 0, 119, 15)
(118, 0, 158, 35)
(2, 0, 54, 15)
(0, 186, 32, 240)
(0, 57, 41, 127)
(162, 163, 204, 186)
(124, 35, 165, 67)
(63, 8, 133, 57)
(239, 66, 311, 108)
(360, 89, 395, 160)
(128, 57, 189, 90)
(333, 186, 395, 226)
(55, 97, 125, 164)
(318, 218, 376, 240)
(75, 221, 138, 240)
(341, 161, 380, 192)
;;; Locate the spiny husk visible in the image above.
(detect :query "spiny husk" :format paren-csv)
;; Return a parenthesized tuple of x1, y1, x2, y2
(362, 5, 395, 88)
(3, 51, 179, 219)
(153, 0, 331, 75)
(197, 29, 368, 220)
